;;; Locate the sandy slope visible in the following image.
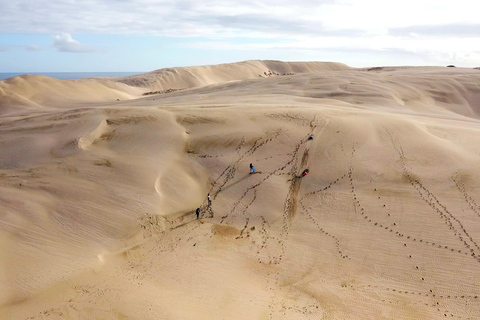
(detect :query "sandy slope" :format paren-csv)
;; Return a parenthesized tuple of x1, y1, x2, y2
(0, 61, 350, 115)
(116, 60, 351, 91)
(1, 61, 480, 319)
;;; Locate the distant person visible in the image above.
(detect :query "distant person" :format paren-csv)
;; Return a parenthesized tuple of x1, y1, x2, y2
(250, 163, 257, 174)
(196, 207, 200, 219)
(207, 194, 212, 206)
(308, 135, 314, 140)
(301, 169, 309, 177)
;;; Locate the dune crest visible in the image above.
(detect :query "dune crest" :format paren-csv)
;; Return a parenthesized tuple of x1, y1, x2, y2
(118, 60, 351, 91)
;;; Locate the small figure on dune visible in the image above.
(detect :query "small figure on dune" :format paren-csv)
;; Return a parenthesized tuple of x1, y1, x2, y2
(308, 135, 314, 140)
(250, 163, 257, 174)
(196, 207, 200, 219)
(207, 193, 212, 207)
(301, 169, 309, 177)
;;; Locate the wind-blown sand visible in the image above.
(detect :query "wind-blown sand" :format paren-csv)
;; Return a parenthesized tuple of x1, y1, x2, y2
(1, 60, 480, 319)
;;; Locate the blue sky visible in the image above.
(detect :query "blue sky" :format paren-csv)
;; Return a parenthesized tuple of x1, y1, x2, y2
(1, 0, 479, 72)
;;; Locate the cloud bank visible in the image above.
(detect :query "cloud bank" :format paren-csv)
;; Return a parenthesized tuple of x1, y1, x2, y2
(1, 0, 479, 65)
(2, 0, 478, 37)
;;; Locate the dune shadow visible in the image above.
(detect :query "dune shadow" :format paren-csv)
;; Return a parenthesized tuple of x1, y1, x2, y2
(222, 174, 252, 192)
(171, 218, 197, 230)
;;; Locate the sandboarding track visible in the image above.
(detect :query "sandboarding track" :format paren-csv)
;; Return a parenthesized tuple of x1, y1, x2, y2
(235, 127, 319, 266)
(295, 138, 356, 262)
(197, 115, 325, 270)
(131, 115, 328, 320)
(292, 130, 354, 262)
(275, 122, 323, 265)
(263, 116, 327, 320)
(218, 117, 323, 229)
(254, 116, 326, 320)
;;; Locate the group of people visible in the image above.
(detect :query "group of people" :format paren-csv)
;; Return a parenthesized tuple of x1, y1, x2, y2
(196, 193, 212, 219)
(195, 159, 310, 219)
(195, 135, 315, 219)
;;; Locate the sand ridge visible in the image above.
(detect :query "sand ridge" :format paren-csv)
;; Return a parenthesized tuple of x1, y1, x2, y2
(1, 61, 480, 319)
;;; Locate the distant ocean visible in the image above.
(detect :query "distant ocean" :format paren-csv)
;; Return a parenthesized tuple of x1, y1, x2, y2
(0, 72, 144, 81)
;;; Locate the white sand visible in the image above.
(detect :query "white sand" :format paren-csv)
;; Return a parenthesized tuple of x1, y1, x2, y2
(1, 61, 480, 319)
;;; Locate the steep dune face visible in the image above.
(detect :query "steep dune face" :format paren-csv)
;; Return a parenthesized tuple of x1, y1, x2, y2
(2, 62, 480, 319)
(0, 107, 205, 308)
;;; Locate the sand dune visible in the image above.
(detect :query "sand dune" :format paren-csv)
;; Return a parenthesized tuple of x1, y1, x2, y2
(0, 61, 350, 115)
(0, 75, 144, 113)
(1, 61, 480, 319)
(117, 60, 351, 91)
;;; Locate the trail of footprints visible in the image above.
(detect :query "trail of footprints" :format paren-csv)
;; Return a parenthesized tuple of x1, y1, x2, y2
(349, 164, 476, 261)
(386, 130, 480, 263)
(299, 173, 349, 259)
(355, 284, 479, 300)
(411, 178, 480, 260)
(346, 282, 478, 319)
(211, 130, 282, 198)
(252, 132, 315, 266)
(218, 122, 320, 265)
(114, 122, 480, 320)
(453, 174, 480, 219)
(224, 149, 300, 223)
(233, 120, 322, 318)
(254, 216, 285, 265)
(305, 134, 480, 318)
(177, 117, 320, 278)
(295, 137, 356, 261)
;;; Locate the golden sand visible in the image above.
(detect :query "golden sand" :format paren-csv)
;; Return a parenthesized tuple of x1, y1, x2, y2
(1, 61, 480, 319)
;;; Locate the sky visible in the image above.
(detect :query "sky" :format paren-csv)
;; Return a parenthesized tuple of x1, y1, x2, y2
(1, 0, 479, 72)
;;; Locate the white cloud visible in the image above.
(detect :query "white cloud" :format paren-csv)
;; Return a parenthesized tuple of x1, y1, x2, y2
(52, 33, 95, 52)
(184, 34, 480, 66)
(1, 0, 477, 36)
(1, 0, 480, 64)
